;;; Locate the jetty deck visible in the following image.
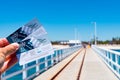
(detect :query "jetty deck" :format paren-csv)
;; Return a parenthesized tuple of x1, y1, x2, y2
(34, 48, 118, 80)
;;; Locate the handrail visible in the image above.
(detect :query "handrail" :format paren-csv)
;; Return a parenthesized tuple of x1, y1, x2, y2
(1, 45, 82, 80)
(92, 45, 120, 79)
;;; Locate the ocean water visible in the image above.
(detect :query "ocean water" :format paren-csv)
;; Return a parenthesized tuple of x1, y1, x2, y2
(113, 49, 120, 52)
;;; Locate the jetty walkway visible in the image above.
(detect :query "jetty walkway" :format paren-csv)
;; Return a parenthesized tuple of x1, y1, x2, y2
(34, 47, 118, 80)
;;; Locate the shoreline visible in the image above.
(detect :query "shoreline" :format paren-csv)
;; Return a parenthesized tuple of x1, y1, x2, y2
(96, 44, 120, 49)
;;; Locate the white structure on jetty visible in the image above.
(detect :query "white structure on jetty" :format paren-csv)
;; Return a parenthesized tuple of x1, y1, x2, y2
(60, 40, 81, 46)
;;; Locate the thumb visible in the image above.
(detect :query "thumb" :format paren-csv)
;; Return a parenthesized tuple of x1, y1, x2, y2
(1, 43, 19, 57)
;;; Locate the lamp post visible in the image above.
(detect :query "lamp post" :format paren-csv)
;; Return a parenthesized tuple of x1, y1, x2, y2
(74, 28, 77, 45)
(94, 22, 97, 45)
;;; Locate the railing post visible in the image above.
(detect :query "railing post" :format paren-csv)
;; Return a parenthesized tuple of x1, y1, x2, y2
(57, 50, 60, 61)
(63, 49, 66, 58)
(36, 59, 39, 75)
(115, 55, 118, 64)
(110, 53, 113, 67)
(66, 49, 69, 57)
(23, 64, 27, 80)
(115, 55, 119, 72)
(55, 51, 58, 63)
(45, 57, 48, 70)
(59, 50, 62, 61)
(61, 50, 63, 60)
(51, 54, 54, 66)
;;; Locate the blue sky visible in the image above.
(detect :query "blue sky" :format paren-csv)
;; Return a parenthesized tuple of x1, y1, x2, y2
(0, 0, 120, 41)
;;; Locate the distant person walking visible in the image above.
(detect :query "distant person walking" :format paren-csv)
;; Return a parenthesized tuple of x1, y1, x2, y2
(83, 44, 86, 48)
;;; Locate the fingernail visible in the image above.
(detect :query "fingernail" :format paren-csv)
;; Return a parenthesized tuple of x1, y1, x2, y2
(11, 43, 19, 50)
(3, 38, 9, 43)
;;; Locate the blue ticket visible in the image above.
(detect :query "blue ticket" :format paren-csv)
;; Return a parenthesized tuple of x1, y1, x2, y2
(7, 19, 41, 43)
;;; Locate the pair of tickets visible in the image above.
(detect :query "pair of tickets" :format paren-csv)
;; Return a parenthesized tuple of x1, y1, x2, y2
(7, 19, 54, 65)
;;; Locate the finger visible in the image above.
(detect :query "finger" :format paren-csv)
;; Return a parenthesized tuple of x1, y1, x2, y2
(0, 38, 9, 47)
(5, 52, 16, 61)
(0, 53, 5, 69)
(1, 43, 19, 57)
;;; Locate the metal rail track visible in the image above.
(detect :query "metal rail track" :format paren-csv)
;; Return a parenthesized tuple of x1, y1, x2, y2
(77, 49, 86, 80)
(50, 48, 86, 80)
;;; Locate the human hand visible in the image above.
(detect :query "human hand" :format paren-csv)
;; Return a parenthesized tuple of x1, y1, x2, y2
(0, 38, 19, 74)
